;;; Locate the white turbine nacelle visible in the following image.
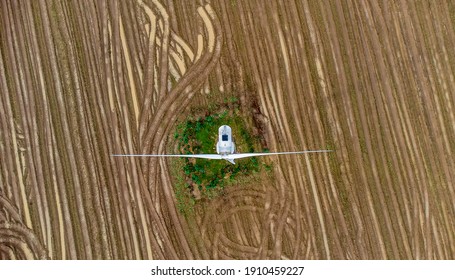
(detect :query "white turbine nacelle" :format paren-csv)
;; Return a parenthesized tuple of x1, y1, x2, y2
(216, 125, 235, 155)
(112, 125, 333, 164)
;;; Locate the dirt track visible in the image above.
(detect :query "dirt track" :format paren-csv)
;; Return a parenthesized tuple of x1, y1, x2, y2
(1, 0, 454, 259)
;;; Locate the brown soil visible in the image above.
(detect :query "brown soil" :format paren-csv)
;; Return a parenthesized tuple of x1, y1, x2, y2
(0, 0, 454, 259)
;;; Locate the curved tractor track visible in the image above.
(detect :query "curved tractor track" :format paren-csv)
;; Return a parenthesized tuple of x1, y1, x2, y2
(1, 0, 454, 259)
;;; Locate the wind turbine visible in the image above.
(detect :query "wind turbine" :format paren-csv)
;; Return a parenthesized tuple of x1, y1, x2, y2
(112, 125, 332, 164)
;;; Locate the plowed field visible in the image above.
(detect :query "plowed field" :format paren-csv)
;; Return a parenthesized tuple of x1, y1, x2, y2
(1, 0, 454, 259)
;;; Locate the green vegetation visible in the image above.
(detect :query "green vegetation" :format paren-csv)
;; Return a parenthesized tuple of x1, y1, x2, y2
(171, 100, 272, 214)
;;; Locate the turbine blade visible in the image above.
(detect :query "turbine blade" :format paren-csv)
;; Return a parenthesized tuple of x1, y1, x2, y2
(224, 158, 236, 164)
(227, 150, 333, 160)
(111, 154, 223, 160)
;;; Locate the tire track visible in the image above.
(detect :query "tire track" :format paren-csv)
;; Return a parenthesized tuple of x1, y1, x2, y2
(0, 222, 47, 260)
(7, 3, 51, 254)
(0, 4, 33, 230)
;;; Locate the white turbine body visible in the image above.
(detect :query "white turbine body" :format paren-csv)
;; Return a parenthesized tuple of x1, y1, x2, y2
(216, 125, 235, 155)
(112, 125, 332, 164)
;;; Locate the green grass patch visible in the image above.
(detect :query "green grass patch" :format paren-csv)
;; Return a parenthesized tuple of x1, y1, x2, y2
(171, 102, 272, 214)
